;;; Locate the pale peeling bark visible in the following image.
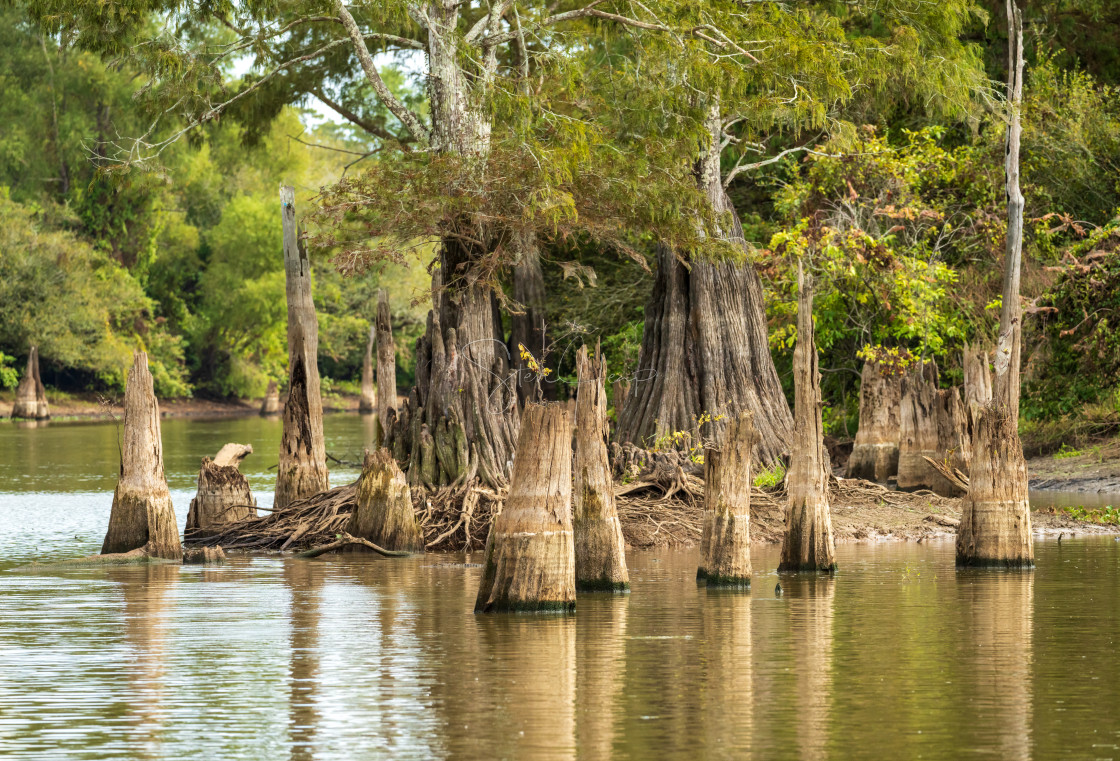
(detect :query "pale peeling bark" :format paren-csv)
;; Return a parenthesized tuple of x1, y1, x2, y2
(359, 325, 375, 415)
(375, 289, 397, 438)
(275, 186, 329, 509)
(958, 1, 1033, 569)
(186, 443, 256, 532)
(698, 411, 758, 586)
(847, 361, 901, 483)
(897, 361, 940, 491)
(11, 346, 49, 420)
(779, 264, 836, 573)
(102, 352, 181, 559)
(260, 380, 280, 416)
(618, 102, 792, 465)
(574, 343, 629, 592)
(475, 402, 575, 613)
(347, 448, 424, 553)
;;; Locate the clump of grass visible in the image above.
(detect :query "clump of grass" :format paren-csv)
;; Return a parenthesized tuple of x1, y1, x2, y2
(1052, 443, 1083, 459)
(754, 463, 786, 489)
(1061, 505, 1120, 525)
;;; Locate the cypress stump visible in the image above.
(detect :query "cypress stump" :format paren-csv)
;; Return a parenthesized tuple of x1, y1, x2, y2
(475, 402, 575, 613)
(573, 343, 629, 592)
(274, 186, 329, 509)
(346, 448, 424, 552)
(260, 380, 280, 416)
(697, 411, 758, 586)
(779, 264, 836, 573)
(186, 443, 256, 532)
(896, 361, 940, 490)
(101, 352, 181, 559)
(359, 326, 375, 415)
(957, 2, 1033, 568)
(932, 387, 971, 497)
(11, 346, 49, 420)
(847, 361, 901, 482)
(963, 343, 993, 427)
(375, 289, 397, 441)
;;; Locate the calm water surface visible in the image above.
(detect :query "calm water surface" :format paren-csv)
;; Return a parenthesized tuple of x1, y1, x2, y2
(1, 416, 1119, 760)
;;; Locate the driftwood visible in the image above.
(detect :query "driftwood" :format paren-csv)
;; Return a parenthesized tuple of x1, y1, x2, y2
(11, 346, 49, 420)
(779, 263, 836, 573)
(346, 448, 423, 552)
(698, 411, 757, 586)
(275, 186, 329, 509)
(359, 325, 375, 414)
(847, 360, 900, 482)
(260, 380, 280, 416)
(101, 352, 181, 560)
(573, 343, 629, 592)
(475, 402, 576, 613)
(375, 289, 397, 439)
(186, 443, 256, 532)
(296, 532, 410, 558)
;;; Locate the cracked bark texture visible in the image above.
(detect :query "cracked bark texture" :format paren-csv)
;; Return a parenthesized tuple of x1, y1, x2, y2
(897, 361, 940, 491)
(698, 411, 758, 586)
(376, 289, 397, 439)
(847, 361, 901, 483)
(186, 443, 256, 532)
(347, 448, 424, 552)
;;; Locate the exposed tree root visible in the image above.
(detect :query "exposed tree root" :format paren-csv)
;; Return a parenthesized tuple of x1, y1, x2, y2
(295, 532, 411, 558)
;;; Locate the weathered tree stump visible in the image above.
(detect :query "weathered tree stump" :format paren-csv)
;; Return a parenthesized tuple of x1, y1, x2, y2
(101, 352, 181, 560)
(932, 387, 971, 497)
(847, 361, 901, 482)
(698, 411, 758, 586)
(896, 361, 940, 491)
(573, 344, 629, 592)
(186, 443, 256, 532)
(963, 343, 993, 427)
(274, 186, 329, 509)
(183, 546, 228, 564)
(260, 380, 280, 416)
(475, 402, 575, 613)
(11, 346, 49, 420)
(779, 264, 836, 573)
(957, 4, 1033, 569)
(375, 289, 397, 441)
(359, 325, 375, 415)
(346, 448, 423, 552)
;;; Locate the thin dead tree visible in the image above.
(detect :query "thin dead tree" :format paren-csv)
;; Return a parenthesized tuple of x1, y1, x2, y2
(274, 186, 329, 509)
(573, 343, 629, 592)
(375, 289, 397, 441)
(186, 443, 256, 532)
(698, 410, 758, 587)
(475, 402, 575, 613)
(957, 0, 1033, 568)
(101, 352, 181, 559)
(359, 325, 376, 415)
(779, 262, 836, 573)
(847, 360, 901, 483)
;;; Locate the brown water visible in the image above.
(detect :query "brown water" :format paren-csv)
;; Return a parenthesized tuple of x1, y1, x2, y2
(2, 416, 1120, 760)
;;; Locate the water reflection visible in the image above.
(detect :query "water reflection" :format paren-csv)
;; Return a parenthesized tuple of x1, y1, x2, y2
(785, 576, 835, 761)
(284, 561, 323, 761)
(577, 594, 629, 758)
(697, 588, 752, 760)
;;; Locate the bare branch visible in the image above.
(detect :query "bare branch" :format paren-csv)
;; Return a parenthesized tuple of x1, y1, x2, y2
(312, 88, 414, 147)
(723, 145, 837, 188)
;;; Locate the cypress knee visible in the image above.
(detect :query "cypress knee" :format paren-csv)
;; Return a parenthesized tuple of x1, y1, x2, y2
(847, 361, 900, 482)
(573, 343, 629, 592)
(359, 325, 375, 414)
(779, 263, 836, 573)
(698, 411, 758, 587)
(12, 346, 48, 420)
(101, 352, 181, 559)
(376, 289, 397, 441)
(958, 2, 1033, 569)
(347, 448, 424, 552)
(475, 402, 575, 613)
(260, 380, 280, 416)
(274, 186, 329, 509)
(896, 361, 939, 490)
(186, 443, 256, 532)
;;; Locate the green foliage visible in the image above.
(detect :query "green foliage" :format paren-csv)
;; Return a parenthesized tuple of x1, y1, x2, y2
(753, 463, 786, 490)
(1061, 505, 1120, 525)
(0, 352, 19, 390)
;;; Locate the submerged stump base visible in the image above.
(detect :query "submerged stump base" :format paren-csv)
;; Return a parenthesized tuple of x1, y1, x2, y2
(697, 411, 758, 588)
(347, 448, 424, 553)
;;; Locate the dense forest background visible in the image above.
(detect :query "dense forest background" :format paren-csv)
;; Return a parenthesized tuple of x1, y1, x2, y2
(0, 0, 1117, 451)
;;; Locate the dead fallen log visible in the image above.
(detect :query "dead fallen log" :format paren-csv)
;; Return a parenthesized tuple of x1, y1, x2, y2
(296, 532, 412, 558)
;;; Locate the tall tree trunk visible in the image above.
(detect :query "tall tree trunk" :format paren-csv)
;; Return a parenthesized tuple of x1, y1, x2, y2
(779, 264, 836, 573)
(617, 103, 792, 465)
(958, 1, 1032, 568)
(698, 410, 758, 586)
(347, 448, 424, 552)
(475, 402, 575, 613)
(896, 361, 940, 490)
(186, 443, 256, 532)
(101, 352, 181, 559)
(260, 380, 280, 416)
(375, 289, 397, 440)
(847, 361, 901, 482)
(359, 326, 375, 415)
(509, 232, 555, 404)
(573, 343, 629, 592)
(11, 346, 48, 420)
(274, 186, 329, 509)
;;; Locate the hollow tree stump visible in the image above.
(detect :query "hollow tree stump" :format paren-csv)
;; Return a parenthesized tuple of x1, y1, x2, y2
(698, 411, 758, 586)
(779, 263, 836, 573)
(186, 443, 256, 532)
(101, 352, 181, 560)
(376, 289, 397, 442)
(359, 325, 375, 415)
(346, 448, 423, 552)
(274, 186, 329, 509)
(957, 4, 1033, 569)
(260, 380, 280, 416)
(847, 361, 901, 482)
(475, 402, 575, 613)
(11, 346, 49, 420)
(573, 343, 629, 592)
(896, 361, 940, 491)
